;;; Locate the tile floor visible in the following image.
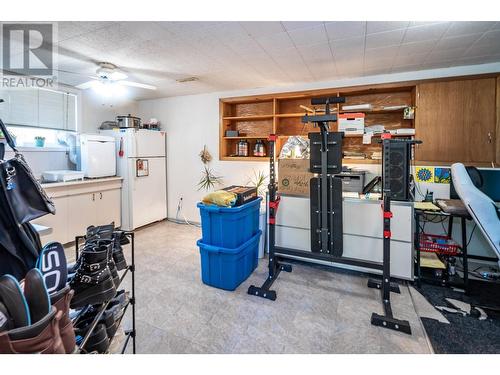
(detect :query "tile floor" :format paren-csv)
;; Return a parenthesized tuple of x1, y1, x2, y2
(114, 221, 433, 354)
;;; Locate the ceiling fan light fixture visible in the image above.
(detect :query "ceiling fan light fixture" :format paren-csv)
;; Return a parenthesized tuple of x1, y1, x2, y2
(110, 71, 128, 81)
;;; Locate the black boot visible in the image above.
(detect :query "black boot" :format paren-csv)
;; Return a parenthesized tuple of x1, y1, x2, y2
(75, 320, 109, 354)
(98, 240, 121, 288)
(86, 223, 114, 242)
(111, 233, 128, 271)
(70, 247, 117, 309)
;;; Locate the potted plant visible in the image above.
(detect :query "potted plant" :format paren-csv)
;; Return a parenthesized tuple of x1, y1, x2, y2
(34, 136, 45, 147)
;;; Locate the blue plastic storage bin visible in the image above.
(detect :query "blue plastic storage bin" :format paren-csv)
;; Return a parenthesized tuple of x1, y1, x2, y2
(197, 197, 262, 248)
(197, 230, 261, 291)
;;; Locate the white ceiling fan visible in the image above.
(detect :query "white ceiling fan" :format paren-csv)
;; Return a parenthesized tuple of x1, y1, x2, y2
(76, 62, 157, 91)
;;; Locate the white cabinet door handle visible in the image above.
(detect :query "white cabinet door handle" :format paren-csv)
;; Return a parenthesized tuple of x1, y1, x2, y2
(92, 193, 95, 201)
(100, 192, 103, 200)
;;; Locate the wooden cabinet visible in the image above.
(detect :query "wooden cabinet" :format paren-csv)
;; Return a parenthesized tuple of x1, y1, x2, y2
(415, 78, 496, 164)
(32, 178, 122, 245)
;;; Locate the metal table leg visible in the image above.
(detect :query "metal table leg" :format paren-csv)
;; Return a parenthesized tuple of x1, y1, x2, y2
(461, 217, 469, 292)
(415, 211, 421, 288)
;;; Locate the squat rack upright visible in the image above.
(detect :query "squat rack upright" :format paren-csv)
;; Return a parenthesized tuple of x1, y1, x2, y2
(248, 96, 416, 335)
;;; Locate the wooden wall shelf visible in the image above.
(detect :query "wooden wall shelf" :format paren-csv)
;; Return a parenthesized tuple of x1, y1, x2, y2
(220, 74, 500, 165)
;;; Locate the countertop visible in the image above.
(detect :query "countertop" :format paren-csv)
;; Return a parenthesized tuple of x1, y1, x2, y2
(41, 176, 123, 189)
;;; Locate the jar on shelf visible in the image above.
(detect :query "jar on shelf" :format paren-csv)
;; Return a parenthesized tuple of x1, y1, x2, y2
(237, 139, 249, 157)
(254, 140, 266, 157)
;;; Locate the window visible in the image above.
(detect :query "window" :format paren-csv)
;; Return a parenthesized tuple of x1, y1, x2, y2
(5, 125, 72, 148)
(0, 88, 78, 132)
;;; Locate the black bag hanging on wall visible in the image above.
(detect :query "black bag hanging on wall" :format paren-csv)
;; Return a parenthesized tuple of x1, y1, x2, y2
(0, 116, 56, 224)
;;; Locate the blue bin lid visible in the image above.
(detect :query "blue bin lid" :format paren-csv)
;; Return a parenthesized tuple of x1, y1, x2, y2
(197, 196, 262, 213)
(197, 230, 262, 254)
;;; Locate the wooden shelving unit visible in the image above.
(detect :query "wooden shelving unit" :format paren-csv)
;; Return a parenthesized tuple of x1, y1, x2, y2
(219, 84, 416, 163)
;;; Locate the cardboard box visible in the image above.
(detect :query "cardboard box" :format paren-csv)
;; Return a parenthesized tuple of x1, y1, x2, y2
(222, 185, 258, 206)
(278, 159, 314, 197)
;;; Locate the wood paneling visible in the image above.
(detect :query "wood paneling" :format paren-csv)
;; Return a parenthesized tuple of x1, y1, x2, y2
(416, 78, 496, 163)
(230, 101, 273, 117)
(464, 79, 496, 162)
(342, 91, 412, 110)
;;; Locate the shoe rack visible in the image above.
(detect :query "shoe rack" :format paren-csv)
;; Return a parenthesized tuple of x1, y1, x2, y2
(73, 232, 136, 354)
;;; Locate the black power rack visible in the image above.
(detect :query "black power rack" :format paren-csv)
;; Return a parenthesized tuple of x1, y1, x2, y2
(248, 96, 418, 335)
(73, 232, 136, 354)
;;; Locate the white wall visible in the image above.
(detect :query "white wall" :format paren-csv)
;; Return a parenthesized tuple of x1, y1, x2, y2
(80, 90, 139, 134)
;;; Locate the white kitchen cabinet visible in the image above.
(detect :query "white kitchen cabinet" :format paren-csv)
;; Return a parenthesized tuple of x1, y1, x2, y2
(33, 196, 69, 244)
(33, 178, 122, 245)
(66, 192, 98, 242)
(95, 189, 122, 227)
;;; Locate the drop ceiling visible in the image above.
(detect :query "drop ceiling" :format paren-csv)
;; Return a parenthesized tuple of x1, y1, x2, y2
(54, 21, 500, 99)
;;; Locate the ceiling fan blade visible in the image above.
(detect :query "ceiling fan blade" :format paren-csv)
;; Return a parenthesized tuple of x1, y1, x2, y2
(76, 80, 98, 90)
(117, 80, 157, 90)
(55, 69, 99, 80)
(57, 45, 101, 66)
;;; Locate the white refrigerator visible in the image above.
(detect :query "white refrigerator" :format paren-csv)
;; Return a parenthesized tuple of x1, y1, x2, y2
(102, 129, 167, 231)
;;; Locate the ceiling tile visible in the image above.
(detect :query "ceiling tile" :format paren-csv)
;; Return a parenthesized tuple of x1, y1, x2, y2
(365, 45, 399, 60)
(365, 29, 405, 49)
(435, 33, 482, 51)
(464, 43, 500, 58)
(256, 32, 295, 51)
(366, 21, 409, 34)
(364, 56, 394, 70)
(287, 25, 328, 47)
(325, 22, 366, 41)
(297, 43, 333, 61)
(281, 22, 324, 31)
(391, 64, 422, 73)
(57, 22, 92, 41)
(363, 66, 391, 76)
(393, 52, 427, 67)
(403, 22, 450, 43)
(473, 29, 500, 47)
(452, 54, 500, 66)
(206, 22, 248, 40)
(240, 22, 284, 37)
(444, 21, 496, 37)
(330, 36, 365, 53)
(425, 47, 467, 63)
(222, 35, 263, 55)
(397, 40, 436, 55)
